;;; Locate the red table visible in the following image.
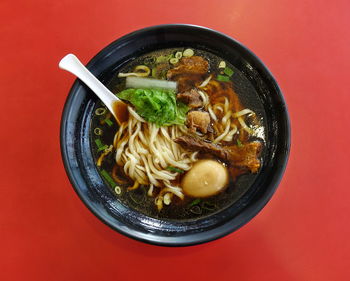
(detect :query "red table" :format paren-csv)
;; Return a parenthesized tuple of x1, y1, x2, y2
(1, 0, 349, 280)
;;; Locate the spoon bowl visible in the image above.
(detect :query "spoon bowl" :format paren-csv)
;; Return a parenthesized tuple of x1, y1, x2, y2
(59, 54, 128, 125)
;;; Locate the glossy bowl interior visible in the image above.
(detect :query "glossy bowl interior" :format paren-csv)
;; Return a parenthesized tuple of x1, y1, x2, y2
(60, 24, 290, 246)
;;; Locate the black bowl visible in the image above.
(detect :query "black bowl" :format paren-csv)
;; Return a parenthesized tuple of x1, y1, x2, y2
(60, 24, 290, 246)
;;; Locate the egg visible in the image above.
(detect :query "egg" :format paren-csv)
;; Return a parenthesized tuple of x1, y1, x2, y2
(182, 160, 229, 198)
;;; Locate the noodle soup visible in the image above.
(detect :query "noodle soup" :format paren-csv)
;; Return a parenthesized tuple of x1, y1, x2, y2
(90, 48, 265, 220)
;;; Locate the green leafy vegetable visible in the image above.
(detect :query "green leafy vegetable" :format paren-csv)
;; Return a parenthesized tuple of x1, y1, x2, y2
(117, 88, 189, 126)
(100, 169, 116, 187)
(189, 198, 201, 207)
(237, 139, 243, 147)
(166, 166, 185, 173)
(175, 102, 189, 125)
(217, 75, 230, 82)
(223, 67, 234, 77)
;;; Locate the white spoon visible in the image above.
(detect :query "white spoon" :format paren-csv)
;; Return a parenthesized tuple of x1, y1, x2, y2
(59, 54, 128, 125)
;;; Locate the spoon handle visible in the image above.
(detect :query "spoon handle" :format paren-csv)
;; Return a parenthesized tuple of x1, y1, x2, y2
(59, 54, 118, 114)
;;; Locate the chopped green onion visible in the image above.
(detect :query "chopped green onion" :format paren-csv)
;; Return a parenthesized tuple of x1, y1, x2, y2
(115, 186, 122, 195)
(98, 145, 108, 152)
(94, 127, 103, 136)
(218, 61, 226, 68)
(95, 107, 106, 115)
(95, 139, 108, 151)
(156, 54, 173, 63)
(166, 166, 185, 173)
(189, 198, 201, 207)
(95, 138, 103, 148)
(100, 170, 116, 187)
(217, 75, 230, 82)
(175, 51, 183, 59)
(223, 67, 234, 77)
(156, 55, 168, 63)
(169, 58, 179, 65)
(105, 118, 113, 126)
(151, 68, 157, 78)
(183, 48, 194, 57)
(237, 139, 243, 147)
(144, 57, 156, 65)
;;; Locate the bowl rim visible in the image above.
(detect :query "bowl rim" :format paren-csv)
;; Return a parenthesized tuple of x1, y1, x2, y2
(60, 24, 291, 246)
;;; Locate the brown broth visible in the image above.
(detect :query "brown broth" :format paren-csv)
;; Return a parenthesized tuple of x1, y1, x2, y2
(112, 100, 129, 125)
(90, 48, 266, 221)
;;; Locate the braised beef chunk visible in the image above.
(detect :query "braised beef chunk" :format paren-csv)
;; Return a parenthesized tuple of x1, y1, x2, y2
(167, 56, 209, 78)
(177, 89, 203, 108)
(223, 143, 262, 173)
(174, 135, 261, 173)
(175, 75, 204, 92)
(167, 56, 209, 92)
(175, 135, 212, 152)
(186, 111, 210, 134)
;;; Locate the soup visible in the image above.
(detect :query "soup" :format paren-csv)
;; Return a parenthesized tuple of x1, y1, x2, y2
(90, 48, 265, 220)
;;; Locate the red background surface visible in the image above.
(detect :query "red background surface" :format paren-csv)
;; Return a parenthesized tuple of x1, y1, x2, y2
(1, 0, 349, 280)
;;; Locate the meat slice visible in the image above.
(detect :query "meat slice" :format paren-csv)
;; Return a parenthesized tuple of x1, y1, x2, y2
(224, 143, 262, 173)
(175, 75, 204, 92)
(167, 56, 209, 79)
(177, 89, 203, 108)
(186, 111, 210, 134)
(167, 56, 209, 92)
(174, 135, 261, 173)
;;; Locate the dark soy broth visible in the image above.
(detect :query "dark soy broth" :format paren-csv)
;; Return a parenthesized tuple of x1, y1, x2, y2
(90, 48, 266, 221)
